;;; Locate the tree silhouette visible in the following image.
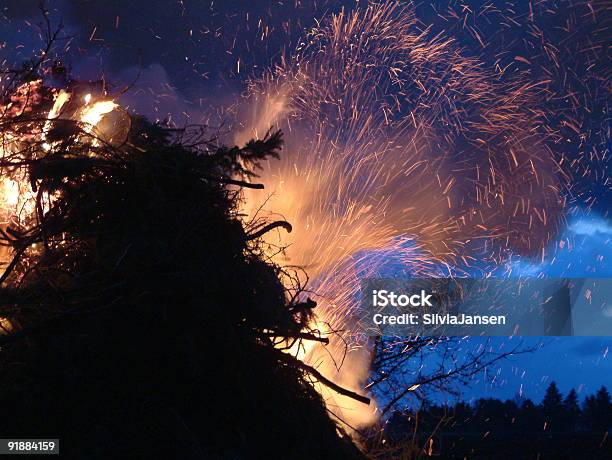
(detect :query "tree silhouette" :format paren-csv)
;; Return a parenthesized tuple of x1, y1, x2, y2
(542, 381, 564, 430)
(563, 388, 581, 431)
(584, 386, 611, 432)
(378, 385, 610, 458)
(520, 398, 542, 434)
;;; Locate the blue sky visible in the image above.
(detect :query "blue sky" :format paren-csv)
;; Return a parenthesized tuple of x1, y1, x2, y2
(460, 210, 611, 403)
(357, 209, 611, 404)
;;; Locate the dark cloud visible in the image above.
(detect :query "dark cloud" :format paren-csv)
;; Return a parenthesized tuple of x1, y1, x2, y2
(58, 0, 354, 95)
(1, 0, 355, 103)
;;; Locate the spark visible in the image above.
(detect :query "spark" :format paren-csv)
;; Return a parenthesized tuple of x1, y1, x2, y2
(237, 1, 582, 431)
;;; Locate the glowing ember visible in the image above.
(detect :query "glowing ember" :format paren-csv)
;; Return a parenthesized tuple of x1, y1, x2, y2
(0, 316, 12, 335)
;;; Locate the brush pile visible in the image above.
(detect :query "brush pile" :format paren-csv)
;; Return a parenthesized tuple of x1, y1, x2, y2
(0, 78, 364, 458)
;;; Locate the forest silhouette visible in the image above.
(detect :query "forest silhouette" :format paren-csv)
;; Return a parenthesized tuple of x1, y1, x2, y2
(373, 382, 611, 458)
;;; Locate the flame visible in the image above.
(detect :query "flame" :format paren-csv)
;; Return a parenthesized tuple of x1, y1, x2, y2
(1, 86, 117, 217)
(80, 100, 118, 132)
(0, 83, 118, 261)
(1, 179, 20, 210)
(0, 82, 120, 340)
(0, 316, 12, 335)
(49, 89, 71, 119)
(42, 89, 71, 151)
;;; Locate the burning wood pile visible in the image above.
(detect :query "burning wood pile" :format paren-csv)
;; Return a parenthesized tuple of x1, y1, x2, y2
(0, 74, 365, 457)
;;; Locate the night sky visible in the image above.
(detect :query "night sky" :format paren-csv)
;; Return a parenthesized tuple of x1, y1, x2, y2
(1, 0, 610, 405)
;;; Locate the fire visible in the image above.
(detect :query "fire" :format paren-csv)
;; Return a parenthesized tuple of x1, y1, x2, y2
(0, 316, 12, 335)
(1, 179, 20, 209)
(0, 82, 118, 281)
(237, 1, 569, 435)
(42, 89, 71, 152)
(0, 2, 581, 442)
(80, 99, 118, 132)
(0, 83, 117, 202)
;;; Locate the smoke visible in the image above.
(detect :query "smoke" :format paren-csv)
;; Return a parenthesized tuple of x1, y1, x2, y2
(115, 64, 212, 125)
